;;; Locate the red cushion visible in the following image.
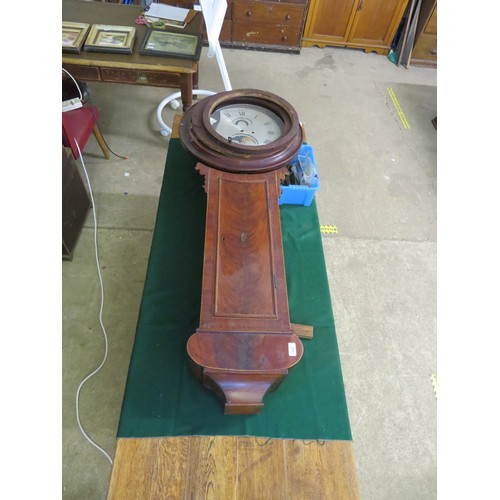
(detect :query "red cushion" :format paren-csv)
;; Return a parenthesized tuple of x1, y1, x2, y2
(62, 106, 99, 159)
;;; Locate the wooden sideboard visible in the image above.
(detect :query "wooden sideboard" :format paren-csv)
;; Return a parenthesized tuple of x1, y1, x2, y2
(410, 0, 437, 67)
(161, 0, 310, 53)
(302, 0, 408, 55)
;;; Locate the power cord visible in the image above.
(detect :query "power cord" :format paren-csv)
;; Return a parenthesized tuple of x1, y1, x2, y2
(73, 139, 113, 466)
(62, 67, 129, 160)
(89, 107, 129, 160)
(63, 67, 127, 464)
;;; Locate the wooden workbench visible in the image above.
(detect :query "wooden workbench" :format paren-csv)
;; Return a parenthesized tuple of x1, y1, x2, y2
(107, 116, 360, 499)
(107, 436, 359, 499)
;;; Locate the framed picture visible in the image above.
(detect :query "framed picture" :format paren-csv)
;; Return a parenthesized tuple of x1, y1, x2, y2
(139, 29, 202, 60)
(62, 22, 90, 53)
(84, 24, 136, 54)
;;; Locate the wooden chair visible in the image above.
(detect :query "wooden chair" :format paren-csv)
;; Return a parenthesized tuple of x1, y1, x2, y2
(62, 105, 110, 160)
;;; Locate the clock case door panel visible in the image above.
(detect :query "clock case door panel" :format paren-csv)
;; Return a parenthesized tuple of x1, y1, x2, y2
(196, 163, 292, 334)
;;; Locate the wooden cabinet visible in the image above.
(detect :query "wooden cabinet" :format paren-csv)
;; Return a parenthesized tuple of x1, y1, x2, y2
(302, 0, 409, 55)
(231, 0, 309, 52)
(62, 147, 90, 260)
(410, 0, 436, 67)
(158, 0, 309, 52)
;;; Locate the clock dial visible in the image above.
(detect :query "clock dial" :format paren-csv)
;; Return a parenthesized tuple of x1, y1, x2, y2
(210, 103, 284, 146)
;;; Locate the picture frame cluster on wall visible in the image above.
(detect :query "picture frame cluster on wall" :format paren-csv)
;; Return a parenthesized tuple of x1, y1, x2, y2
(62, 22, 202, 60)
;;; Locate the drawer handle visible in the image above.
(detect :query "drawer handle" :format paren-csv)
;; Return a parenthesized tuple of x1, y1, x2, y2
(357, 0, 364, 11)
(137, 74, 148, 83)
(246, 10, 252, 16)
(285, 14, 291, 20)
(282, 35, 288, 41)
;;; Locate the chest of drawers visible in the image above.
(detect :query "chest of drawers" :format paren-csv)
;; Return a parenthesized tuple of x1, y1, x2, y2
(160, 0, 310, 52)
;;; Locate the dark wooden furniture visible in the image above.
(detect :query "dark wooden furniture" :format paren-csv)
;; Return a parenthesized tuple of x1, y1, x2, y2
(302, 0, 409, 55)
(62, 0, 202, 110)
(160, 0, 310, 53)
(410, 0, 437, 67)
(230, 0, 310, 52)
(62, 146, 91, 260)
(180, 90, 304, 414)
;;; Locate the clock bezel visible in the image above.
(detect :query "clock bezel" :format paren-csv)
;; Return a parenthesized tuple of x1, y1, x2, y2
(179, 89, 303, 174)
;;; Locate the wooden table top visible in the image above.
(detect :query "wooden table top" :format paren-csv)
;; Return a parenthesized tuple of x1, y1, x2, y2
(107, 436, 360, 499)
(62, 0, 202, 74)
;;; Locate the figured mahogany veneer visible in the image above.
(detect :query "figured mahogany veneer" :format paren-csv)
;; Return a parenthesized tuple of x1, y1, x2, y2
(196, 165, 291, 331)
(188, 333, 303, 414)
(180, 89, 304, 414)
(187, 164, 303, 414)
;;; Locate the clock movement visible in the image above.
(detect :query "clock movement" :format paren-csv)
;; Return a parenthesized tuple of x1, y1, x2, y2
(180, 89, 305, 414)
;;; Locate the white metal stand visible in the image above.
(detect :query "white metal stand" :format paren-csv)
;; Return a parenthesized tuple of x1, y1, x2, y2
(156, 0, 232, 136)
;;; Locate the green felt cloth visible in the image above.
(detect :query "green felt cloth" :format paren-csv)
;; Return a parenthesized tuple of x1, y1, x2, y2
(117, 139, 352, 441)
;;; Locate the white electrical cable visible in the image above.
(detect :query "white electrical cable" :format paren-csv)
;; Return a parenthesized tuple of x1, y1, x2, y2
(73, 139, 113, 465)
(62, 67, 83, 101)
(156, 89, 216, 136)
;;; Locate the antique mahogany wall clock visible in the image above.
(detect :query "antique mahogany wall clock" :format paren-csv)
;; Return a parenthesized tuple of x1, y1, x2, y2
(180, 89, 305, 414)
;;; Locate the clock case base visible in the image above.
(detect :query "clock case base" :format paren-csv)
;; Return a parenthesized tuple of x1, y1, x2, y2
(188, 331, 303, 415)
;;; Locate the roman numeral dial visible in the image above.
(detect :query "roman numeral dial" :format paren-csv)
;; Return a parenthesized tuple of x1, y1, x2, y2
(210, 103, 284, 146)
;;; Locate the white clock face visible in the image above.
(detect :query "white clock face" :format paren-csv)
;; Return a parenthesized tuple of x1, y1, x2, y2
(210, 103, 284, 146)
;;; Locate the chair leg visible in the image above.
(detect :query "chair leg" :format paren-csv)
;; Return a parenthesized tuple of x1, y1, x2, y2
(92, 124, 111, 159)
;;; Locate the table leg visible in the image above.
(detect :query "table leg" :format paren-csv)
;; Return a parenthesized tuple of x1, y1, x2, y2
(180, 73, 193, 111)
(193, 62, 199, 90)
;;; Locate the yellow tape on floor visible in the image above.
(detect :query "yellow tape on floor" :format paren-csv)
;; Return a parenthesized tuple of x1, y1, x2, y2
(387, 87, 411, 130)
(431, 374, 437, 398)
(320, 225, 338, 234)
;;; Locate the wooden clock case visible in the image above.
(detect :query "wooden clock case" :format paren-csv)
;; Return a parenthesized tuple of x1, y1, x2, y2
(180, 89, 304, 414)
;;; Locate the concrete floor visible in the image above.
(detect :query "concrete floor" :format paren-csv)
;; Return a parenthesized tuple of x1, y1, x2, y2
(62, 45, 437, 499)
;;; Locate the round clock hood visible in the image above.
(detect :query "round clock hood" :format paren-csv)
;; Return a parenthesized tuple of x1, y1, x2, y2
(179, 89, 303, 174)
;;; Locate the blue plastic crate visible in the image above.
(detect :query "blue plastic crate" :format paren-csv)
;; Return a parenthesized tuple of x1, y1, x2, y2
(279, 144, 319, 207)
